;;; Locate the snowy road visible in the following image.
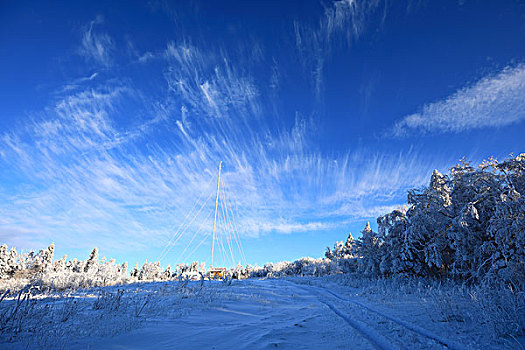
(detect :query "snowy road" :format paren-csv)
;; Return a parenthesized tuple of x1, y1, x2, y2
(80, 279, 461, 349)
(83, 278, 363, 349)
(4, 278, 510, 349)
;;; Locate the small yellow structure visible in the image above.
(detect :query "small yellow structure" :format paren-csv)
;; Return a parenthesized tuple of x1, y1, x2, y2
(208, 267, 227, 279)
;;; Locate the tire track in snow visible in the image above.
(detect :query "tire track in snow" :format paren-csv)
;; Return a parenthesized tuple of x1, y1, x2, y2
(318, 299, 399, 350)
(287, 280, 465, 350)
(282, 281, 398, 350)
(312, 285, 465, 350)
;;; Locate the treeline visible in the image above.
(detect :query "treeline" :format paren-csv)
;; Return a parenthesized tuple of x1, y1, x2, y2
(0, 244, 226, 291)
(0, 240, 333, 291)
(325, 154, 525, 290)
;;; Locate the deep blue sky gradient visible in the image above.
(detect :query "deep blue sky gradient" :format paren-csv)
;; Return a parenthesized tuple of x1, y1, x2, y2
(0, 0, 524, 267)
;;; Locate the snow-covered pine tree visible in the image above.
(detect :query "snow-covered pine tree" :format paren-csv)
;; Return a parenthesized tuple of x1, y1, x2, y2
(332, 241, 345, 259)
(325, 231, 359, 272)
(54, 255, 67, 272)
(138, 261, 162, 280)
(95, 257, 119, 285)
(130, 262, 139, 278)
(356, 222, 383, 275)
(33, 243, 55, 273)
(138, 260, 148, 280)
(324, 246, 334, 260)
(189, 261, 198, 273)
(163, 264, 172, 280)
(119, 262, 128, 278)
(343, 232, 357, 258)
(481, 154, 525, 288)
(448, 159, 501, 280)
(377, 208, 407, 275)
(402, 170, 453, 276)
(485, 196, 525, 288)
(67, 258, 82, 273)
(84, 247, 99, 273)
(0, 244, 8, 279)
(6, 247, 20, 278)
(495, 153, 525, 195)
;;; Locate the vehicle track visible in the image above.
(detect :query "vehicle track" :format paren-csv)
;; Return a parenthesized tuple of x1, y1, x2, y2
(286, 280, 465, 350)
(318, 298, 399, 350)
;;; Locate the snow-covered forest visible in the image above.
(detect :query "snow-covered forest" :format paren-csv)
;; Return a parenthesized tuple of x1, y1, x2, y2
(325, 154, 525, 289)
(1, 154, 524, 348)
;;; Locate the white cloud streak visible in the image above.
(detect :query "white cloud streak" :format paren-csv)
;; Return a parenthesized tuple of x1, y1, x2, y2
(293, 0, 387, 99)
(78, 15, 113, 67)
(392, 64, 525, 136)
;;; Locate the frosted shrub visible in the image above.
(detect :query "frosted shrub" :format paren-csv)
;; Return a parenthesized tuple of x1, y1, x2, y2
(472, 285, 525, 339)
(93, 289, 125, 311)
(0, 287, 40, 338)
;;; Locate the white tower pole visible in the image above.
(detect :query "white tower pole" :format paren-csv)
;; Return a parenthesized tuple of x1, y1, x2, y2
(211, 161, 222, 268)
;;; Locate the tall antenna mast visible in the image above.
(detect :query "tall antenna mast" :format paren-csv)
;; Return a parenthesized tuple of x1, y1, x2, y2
(210, 161, 222, 268)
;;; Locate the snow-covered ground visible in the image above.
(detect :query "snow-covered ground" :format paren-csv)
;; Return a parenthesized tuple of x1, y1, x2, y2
(1, 277, 523, 349)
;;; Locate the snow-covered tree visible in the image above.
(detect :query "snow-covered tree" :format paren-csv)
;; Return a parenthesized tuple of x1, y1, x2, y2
(5, 247, 20, 278)
(130, 263, 139, 278)
(484, 196, 525, 288)
(448, 160, 501, 280)
(480, 154, 525, 288)
(343, 232, 357, 258)
(401, 170, 454, 276)
(32, 243, 55, 273)
(377, 208, 407, 275)
(67, 258, 82, 273)
(232, 263, 249, 279)
(356, 222, 383, 275)
(119, 262, 128, 277)
(54, 255, 67, 272)
(327, 232, 357, 260)
(138, 261, 162, 280)
(162, 264, 172, 280)
(0, 244, 9, 279)
(332, 241, 344, 259)
(84, 247, 99, 273)
(324, 246, 334, 260)
(96, 258, 121, 285)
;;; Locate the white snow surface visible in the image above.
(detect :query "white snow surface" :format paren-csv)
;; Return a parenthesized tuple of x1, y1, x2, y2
(1, 277, 522, 349)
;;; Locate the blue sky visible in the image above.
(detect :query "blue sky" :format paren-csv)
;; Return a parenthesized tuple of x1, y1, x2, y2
(1, 0, 524, 268)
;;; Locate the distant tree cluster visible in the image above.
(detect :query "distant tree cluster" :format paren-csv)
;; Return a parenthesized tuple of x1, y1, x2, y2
(0, 244, 125, 291)
(326, 154, 525, 289)
(247, 257, 336, 278)
(0, 240, 335, 290)
(0, 244, 211, 292)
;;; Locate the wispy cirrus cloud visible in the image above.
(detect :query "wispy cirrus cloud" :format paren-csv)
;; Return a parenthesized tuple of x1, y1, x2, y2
(0, 52, 437, 262)
(293, 0, 388, 99)
(164, 42, 261, 120)
(0, 18, 445, 264)
(391, 64, 525, 137)
(78, 15, 113, 67)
